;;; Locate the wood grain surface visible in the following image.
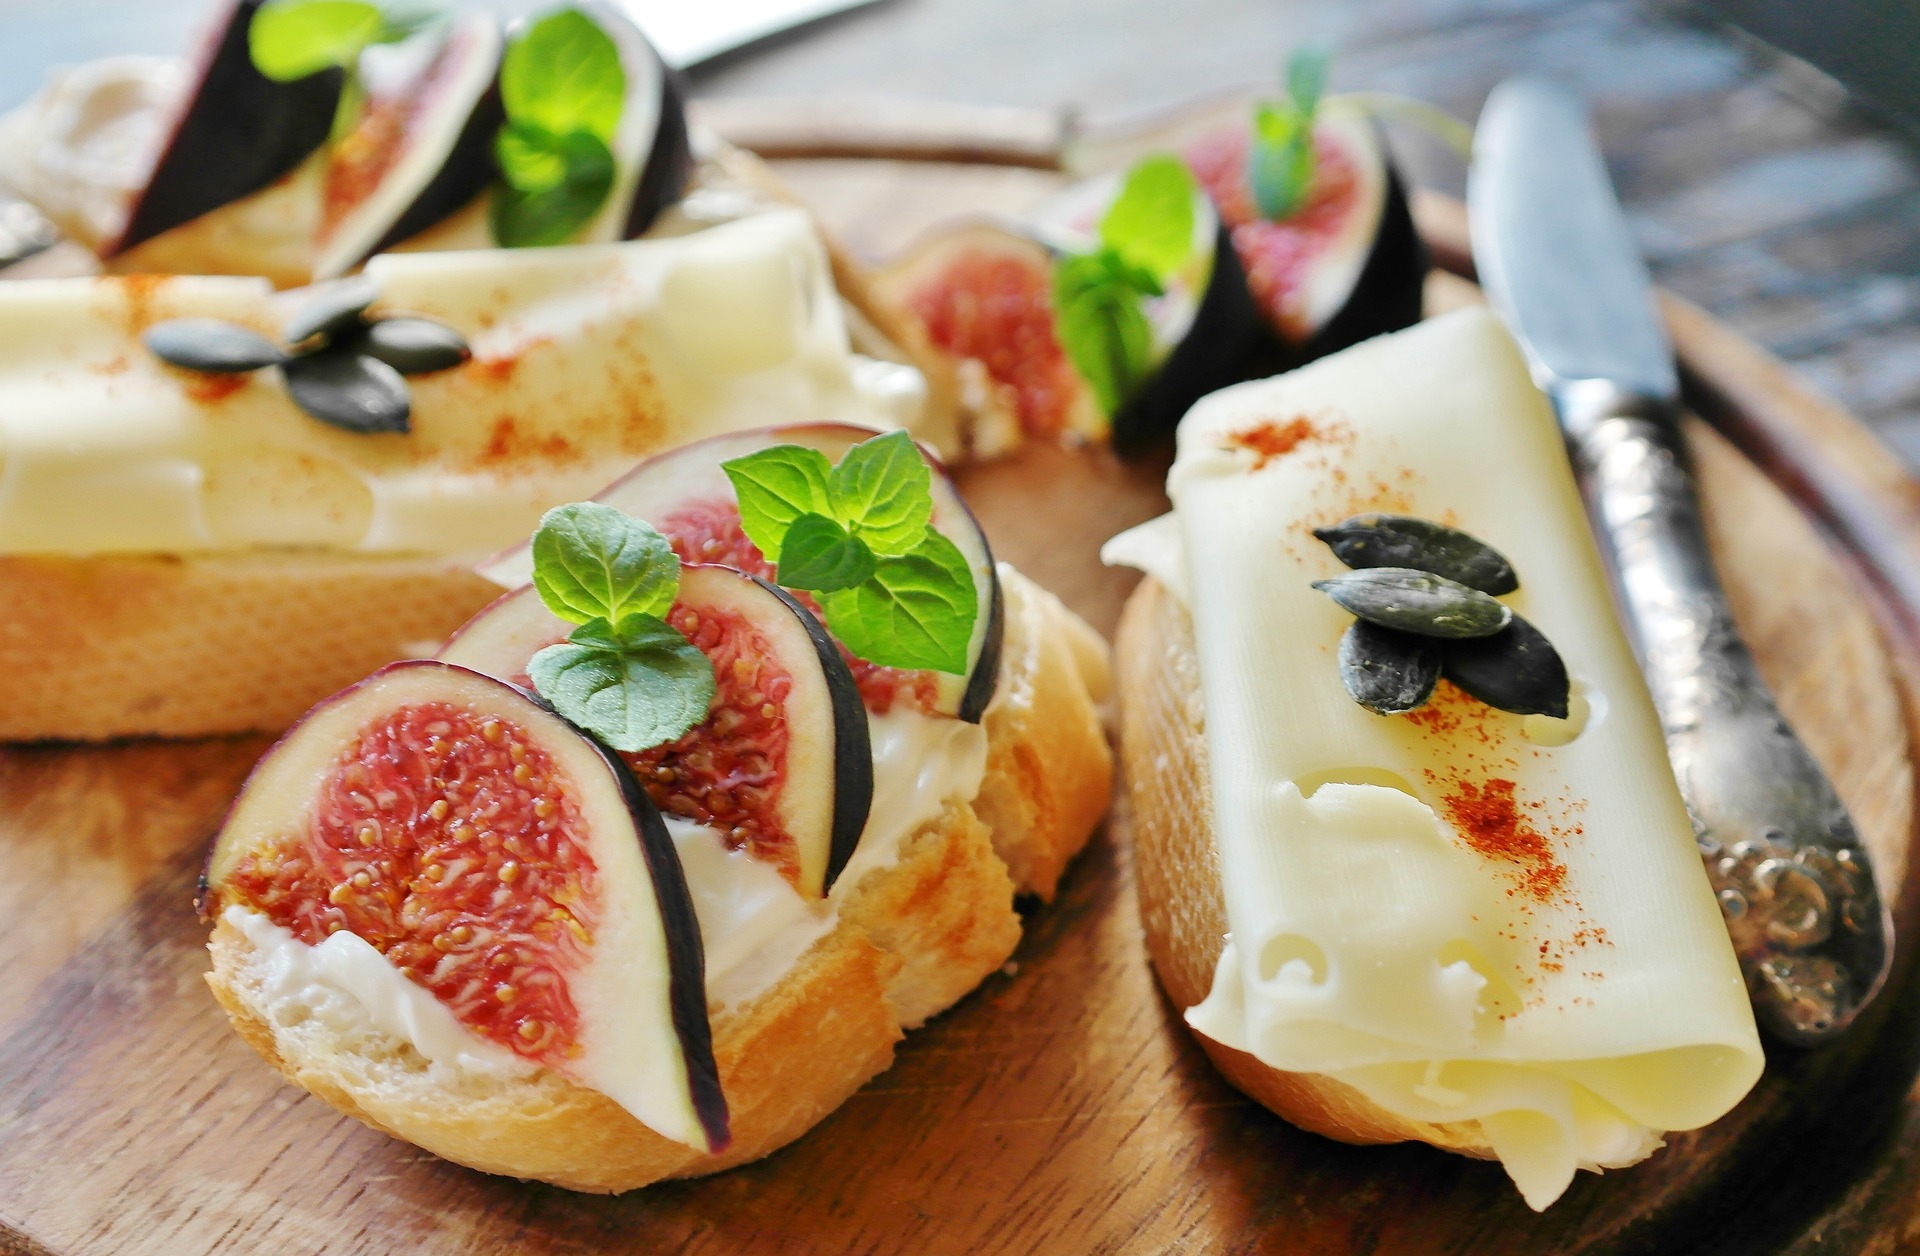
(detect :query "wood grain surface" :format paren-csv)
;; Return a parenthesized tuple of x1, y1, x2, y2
(3, 116, 1920, 1255)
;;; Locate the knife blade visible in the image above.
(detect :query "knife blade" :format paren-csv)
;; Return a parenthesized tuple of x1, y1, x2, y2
(1469, 77, 1892, 1044)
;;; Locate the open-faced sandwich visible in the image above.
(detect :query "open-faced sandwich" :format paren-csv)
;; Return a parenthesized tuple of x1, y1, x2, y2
(1103, 308, 1765, 1210)
(199, 423, 1114, 1188)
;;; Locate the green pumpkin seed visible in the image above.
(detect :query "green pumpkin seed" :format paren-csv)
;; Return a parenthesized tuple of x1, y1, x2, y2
(1313, 567, 1512, 639)
(143, 319, 285, 373)
(1313, 514, 1518, 595)
(282, 275, 380, 345)
(357, 317, 469, 375)
(1441, 614, 1570, 717)
(282, 349, 411, 434)
(1338, 622, 1440, 715)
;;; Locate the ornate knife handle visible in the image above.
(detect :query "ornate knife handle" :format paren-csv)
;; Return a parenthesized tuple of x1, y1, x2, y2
(1562, 381, 1892, 1043)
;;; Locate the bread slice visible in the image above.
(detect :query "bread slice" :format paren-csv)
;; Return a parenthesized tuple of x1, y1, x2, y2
(1115, 574, 1498, 1160)
(205, 566, 1112, 1190)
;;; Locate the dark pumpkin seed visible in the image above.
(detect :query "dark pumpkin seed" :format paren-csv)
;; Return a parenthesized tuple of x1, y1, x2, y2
(1313, 567, 1512, 639)
(356, 317, 469, 375)
(282, 275, 380, 345)
(1338, 622, 1440, 715)
(1442, 614, 1570, 718)
(143, 319, 285, 373)
(282, 349, 411, 434)
(1313, 514, 1518, 595)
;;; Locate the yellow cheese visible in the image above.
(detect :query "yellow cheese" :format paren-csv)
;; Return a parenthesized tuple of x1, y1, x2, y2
(1104, 308, 1762, 1210)
(0, 209, 921, 557)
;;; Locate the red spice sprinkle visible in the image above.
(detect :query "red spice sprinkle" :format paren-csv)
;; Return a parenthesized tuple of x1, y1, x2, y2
(1438, 776, 1568, 905)
(1224, 416, 1320, 468)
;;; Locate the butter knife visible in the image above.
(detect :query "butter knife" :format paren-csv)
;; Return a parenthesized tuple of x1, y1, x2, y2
(1468, 77, 1892, 1043)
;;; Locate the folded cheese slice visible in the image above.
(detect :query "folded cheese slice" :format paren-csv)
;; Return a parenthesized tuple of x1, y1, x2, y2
(0, 208, 921, 557)
(1105, 307, 1762, 1209)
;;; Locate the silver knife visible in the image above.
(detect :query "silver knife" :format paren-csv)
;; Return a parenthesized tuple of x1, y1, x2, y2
(1469, 77, 1892, 1044)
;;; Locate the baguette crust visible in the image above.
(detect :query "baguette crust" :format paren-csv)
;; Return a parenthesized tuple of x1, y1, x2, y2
(206, 566, 1112, 1190)
(0, 552, 501, 742)
(1115, 575, 1496, 1160)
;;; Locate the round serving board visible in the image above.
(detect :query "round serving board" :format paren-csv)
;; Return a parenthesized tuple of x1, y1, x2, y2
(2, 99, 1920, 1255)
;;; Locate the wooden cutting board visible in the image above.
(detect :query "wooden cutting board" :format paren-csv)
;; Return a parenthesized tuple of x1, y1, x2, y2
(5, 100, 1920, 1255)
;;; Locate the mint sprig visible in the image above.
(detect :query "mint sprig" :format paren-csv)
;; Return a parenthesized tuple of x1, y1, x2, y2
(722, 431, 977, 675)
(1248, 47, 1330, 221)
(1050, 154, 1199, 418)
(249, 0, 446, 139)
(525, 503, 715, 753)
(489, 8, 627, 248)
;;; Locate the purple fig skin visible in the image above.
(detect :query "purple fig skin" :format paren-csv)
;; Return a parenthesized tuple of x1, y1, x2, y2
(364, 81, 506, 261)
(621, 69, 694, 239)
(198, 658, 730, 1152)
(1295, 156, 1426, 364)
(731, 571, 875, 891)
(109, 0, 343, 255)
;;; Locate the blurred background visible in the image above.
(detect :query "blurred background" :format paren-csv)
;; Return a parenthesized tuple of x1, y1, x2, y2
(3, 0, 1917, 463)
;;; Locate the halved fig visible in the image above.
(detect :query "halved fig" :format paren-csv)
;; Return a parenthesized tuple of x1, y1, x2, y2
(312, 15, 505, 280)
(569, 1, 693, 242)
(107, 0, 344, 255)
(440, 566, 873, 898)
(873, 180, 1259, 452)
(474, 423, 1005, 723)
(201, 659, 728, 1153)
(1183, 108, 1425, 364)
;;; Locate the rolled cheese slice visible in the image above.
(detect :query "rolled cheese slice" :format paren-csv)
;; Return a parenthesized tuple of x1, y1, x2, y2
(1105, 307, 1762, 1209)
(0, 208, 921, 557)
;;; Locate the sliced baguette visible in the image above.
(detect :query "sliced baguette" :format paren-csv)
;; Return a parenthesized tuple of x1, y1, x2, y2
(206, 565, 1113, 1190)
(1114, 574, 1497, 1160)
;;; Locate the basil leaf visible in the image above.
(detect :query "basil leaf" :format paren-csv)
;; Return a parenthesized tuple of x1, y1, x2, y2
(1052, 251, 1157, 416)
(819, 530, 977, 675)
(489, 127, 616, 248)
(1098, 155, 1198, 282)
(722, 444, 836, 560)
(828, 429, 931, 555)
(500, 8, 626, 145)
(777, 513, 878, 592)
(249, 0, 385, 81)
(529, 502, 678, 627)
(528, 613, 716, 754)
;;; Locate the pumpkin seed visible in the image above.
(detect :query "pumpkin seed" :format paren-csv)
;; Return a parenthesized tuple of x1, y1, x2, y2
(143, 319, 285, 373)
(1313, 567, 1512, 639)
(1442, 614, 1570, 717)
(282, 349, 411, 434)
(356, 317, 469, 375)
(1338, 622, 1440, 715)
(1313, 514, 1518, 595)
(282, 275, 380, 345)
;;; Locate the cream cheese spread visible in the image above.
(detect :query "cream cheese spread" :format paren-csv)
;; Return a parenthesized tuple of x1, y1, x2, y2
(0, 208, 921, 557)
(1104, 308, 1763, 1210)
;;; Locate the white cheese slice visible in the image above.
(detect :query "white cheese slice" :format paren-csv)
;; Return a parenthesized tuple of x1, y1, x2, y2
(0, 208, 922, 556)
(1109, 307, 1762, 1210)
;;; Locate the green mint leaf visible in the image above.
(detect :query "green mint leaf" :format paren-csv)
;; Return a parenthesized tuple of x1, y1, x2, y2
(529, 502, 678, 627)
(777, 514, 878, 592)
(500, 7, 626, 145)
(722, 445, 836, 560)
(827, 429, 932, 555)
(819, 530, 977, 674)
(1248, 101, 1315, 222)
(1052, 251, 1157, 416)
(528, 613, 716, 754)
(249, 0, 385, 81)
(1286, 46, 1330, 117)
(489, 127, 616, 248)
(1098, 155, 1198, 282)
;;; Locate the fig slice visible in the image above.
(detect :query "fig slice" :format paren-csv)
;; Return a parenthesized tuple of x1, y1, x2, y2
(312, 15, 505, 280)
(440, 566, 873, 898)
(565, 1, 694, 242)
(106, 0, 344, 255)
(475, 423, 1005, 723)
(1184, 108, 1425, 364)
(202, 659, 727, 1153)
